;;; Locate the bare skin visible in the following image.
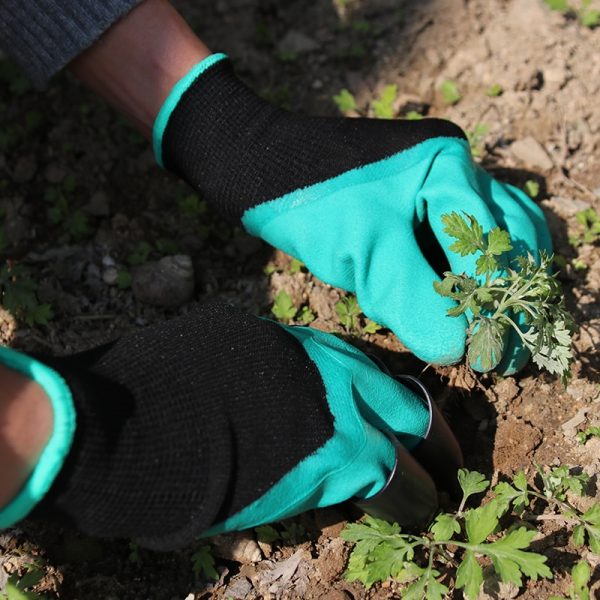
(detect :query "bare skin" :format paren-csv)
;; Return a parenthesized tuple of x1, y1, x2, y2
(1, 0, 210, 508)
(70, 0, 211, 138)
(0, 364, 53, 507)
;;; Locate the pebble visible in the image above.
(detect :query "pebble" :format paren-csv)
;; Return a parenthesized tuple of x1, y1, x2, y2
(211, 532, 262, 564)
(12, 155, 37, 183)
(509, 136, 554, 171)
(132, 255, 195, 307)
(102, 266, 119, 286)
(223, 576, 253, 599)
(84, 191, 111, 217)
(277, 30, 319, 55)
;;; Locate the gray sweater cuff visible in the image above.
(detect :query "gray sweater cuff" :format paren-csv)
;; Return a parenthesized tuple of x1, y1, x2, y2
(0, 0, 144, 88)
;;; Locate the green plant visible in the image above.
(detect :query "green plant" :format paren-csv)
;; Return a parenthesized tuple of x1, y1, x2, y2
(405, 110, 423, 120)
(343, 466, 600, 598)
(550, 560, 592, 600)
(333, 89, 357, 114)
(434, 212, 574, 383)
(372, 84, 398, 119)
(341, 469, 552, 598)
(191, 545, 219, 581)
(524, 180, 540, 198)
(466, 123, 489, 158)
(254, 522, 307, 545)
(569, 208, 600, 247)
(576, 426, 600, 444)
(271, 290, 297, 322)
(288, 258, 304, 274)
(440, 80, 461, 105)
(299, 305, 316, 324)
(336, 295, 361, 331)
(1, 564, 46, 600)
(127, 241, 153, 266)
(579, 0, 600, 27)
(0, 262, 53, 326)
(178, 194, 207, 219)
(544, 0, 569, 12)
(128, 542, 142, 565)
(486, 83, 503, 97)
(116, 269, 132, 290)
(363, 319, 382, 335)
(44, 176, 91, 242)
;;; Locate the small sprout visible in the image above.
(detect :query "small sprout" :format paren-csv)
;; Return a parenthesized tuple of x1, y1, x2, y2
(116, 269, 132, 290)
(288, 258, 304, 274)
(255, 524, 280, 544)
(524, 179, 540, 198)
(579, 0, 600, 27)
(440, 79, 461, 105)
(466, 123, 489, 158)
(178, 194, 207, 219)
(544, 0, 569, 12)
(405, 110, 423, 120)
(486, 83, 503, 97)
(271, 290, 297, 322)
(333, 89, 357, 114)
(363, 319, 382, 335)
(299, 306, 316, 324)
(191, 545, 219, 581)
(372, 84, 398, 119)
(577, 426, 600, 445)
(335, 295, 361, 331)
(570, 208, 600, 247)
(128, 241, 153, 266)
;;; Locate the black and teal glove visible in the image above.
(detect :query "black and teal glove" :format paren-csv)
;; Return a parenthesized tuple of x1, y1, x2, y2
(153, 53, 552, 374)
(0, 304, 441, 550)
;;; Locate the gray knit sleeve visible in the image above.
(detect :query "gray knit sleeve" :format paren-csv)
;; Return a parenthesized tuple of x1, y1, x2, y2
(0, 0, 143, 88)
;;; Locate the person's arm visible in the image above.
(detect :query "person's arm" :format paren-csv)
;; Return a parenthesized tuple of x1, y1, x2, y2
(69, 0, 211, 138)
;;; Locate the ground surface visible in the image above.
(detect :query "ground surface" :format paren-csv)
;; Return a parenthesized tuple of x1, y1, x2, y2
(1, 0, 600, 598)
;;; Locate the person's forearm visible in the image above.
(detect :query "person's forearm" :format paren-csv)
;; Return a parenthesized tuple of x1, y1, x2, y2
(0, 366, 53, 507)
(70, 0, 211, 138)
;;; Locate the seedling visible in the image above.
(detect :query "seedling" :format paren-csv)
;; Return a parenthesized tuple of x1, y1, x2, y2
(116, 269, 132, 290)
(466, 123, 489, 158)
(177, 193, 207, 219)
(485, 83, 503, 97)
(372, 84, 398, 119)
(299, 306, 316, 324)
(434, 212, 574, 383)
(0, 262, 53, 326)
(405, 111, 424, 120)
(333, 89, 358, 114)
(579, 0, 600, 27)
(336, 295, 361, 331)
(576, 426, 600, 444)
(271, 290, 297, 322)
(569, 208, 600, 247)
(363, 319, 382, 335)
(287, 258, 304, 275)
(1, 564, 45, 600)
(550, 560, 592, 600)
(524, 180, 540, 198)
(440, 80, 461, 105)
(191, 545, 219, 581)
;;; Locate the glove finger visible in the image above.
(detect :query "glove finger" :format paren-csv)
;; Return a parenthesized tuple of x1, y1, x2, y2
(357, 223, 468, 365)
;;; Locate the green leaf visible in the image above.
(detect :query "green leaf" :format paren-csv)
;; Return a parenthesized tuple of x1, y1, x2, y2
(116, 269, 132, 290)
(442, 212, 484, 256)
(524, 180, 540, 198)
(544, 0, 569, 12)
(458, 469, 490, 503)
(486, 83, 503, 97)
(455, 550, 483, 600)
(333, 89, 357, 113)
(484, 527, 552, 585)
(571, 560, 591, 600)
(440, 79, 461, 105)
(191, 545, 219, 581)
(486, 227, 513, 256)
(271, 290, 297, 322)
(430, 513, 461, 541)
(465, 500, 500, 544)
(255, 524, 280, 544)
(572, 525, 586, 547)
(128, 241, 153, 266)
(335, 295, 361, 330)
(288, 258, 304, 274)
(363, 319, 382, 334)
(298, 306, 316, 324)
(372, 84, 397, 119)
(468, 317, 506, 371)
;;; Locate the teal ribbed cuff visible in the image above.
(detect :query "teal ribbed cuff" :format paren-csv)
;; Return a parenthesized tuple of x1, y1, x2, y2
(152, 52, 228, 168)
(0, 346, 76, 528)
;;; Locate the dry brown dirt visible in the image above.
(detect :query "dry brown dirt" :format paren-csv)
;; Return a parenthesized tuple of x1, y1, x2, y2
(1, 0, 600, 598)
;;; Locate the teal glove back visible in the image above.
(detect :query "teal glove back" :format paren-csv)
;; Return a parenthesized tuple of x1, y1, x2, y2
(203, 324, 431, 537)
(243, 138, 551, 374)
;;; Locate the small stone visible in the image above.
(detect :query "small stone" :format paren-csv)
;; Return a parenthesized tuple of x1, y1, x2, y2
(132, 255, 195, 307)
(102, 266, 119, 286)
(44, 162, 66, 184)
(277, 30, 319, 55)
(224, 576, 252, 599)
(12, 155, 37, 183)
(84, 191, 111, 217)
(509, 137, 554, 171)
(211, 532, 262, 564)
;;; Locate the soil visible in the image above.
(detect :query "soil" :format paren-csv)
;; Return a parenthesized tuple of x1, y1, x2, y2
(1, 0, 600, 598)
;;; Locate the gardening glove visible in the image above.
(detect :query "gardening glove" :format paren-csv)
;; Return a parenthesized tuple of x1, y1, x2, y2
(0, 303, 438, 551)
(153, 53, 552, 374)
